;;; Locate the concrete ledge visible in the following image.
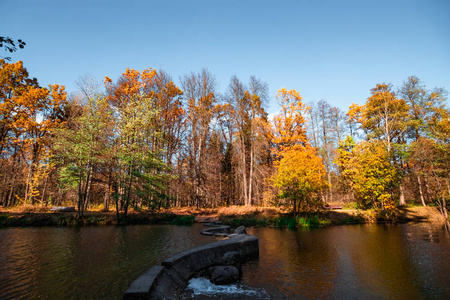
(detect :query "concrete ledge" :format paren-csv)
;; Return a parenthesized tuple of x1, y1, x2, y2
(123, 233, 258, 299)
(162, 234, 257, 275)
(200, 225, 231, 235)
(123, 266, 164, 299)
(204, 221, 223, 225)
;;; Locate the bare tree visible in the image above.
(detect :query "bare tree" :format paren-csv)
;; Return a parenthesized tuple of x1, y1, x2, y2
(181, 69, 217, 208)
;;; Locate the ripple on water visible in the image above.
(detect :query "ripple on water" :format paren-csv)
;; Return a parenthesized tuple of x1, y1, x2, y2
(1, 223, 449, 299)
(186, 277, 270, 299)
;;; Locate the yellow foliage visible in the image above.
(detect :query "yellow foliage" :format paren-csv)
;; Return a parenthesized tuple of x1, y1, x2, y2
(339, 140, 399, 210)
(273, 146, 327, 211)
(272, 88, 309, 154)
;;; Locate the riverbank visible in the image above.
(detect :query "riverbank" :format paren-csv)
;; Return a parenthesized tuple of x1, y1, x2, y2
(0, 206, 197, 227)
(0, 204, 447, 228)
(215, 205, 448, 228)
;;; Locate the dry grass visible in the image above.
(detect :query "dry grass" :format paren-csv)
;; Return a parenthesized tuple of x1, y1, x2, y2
(161, 207, 218, 216)
(0, 205, 53, 213)
(398, 206, 445, 222)
(1, 204, 446, 228)
(217, 205, 288, 218)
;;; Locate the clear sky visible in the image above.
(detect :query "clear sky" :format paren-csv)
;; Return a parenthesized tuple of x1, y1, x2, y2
(2, 0, 450, 113)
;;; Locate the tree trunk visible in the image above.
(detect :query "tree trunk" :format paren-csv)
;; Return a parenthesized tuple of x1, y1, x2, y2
(248, 146, 254, 206)
(241, 137, 249, 206)
(24, 161, 33, 206)
(40, 174, 49, 206)
(114, 183, 120, 224)
(80, 168, 91, 218)
(293, 198, 297, 217)
(103, 175, 111, 212)
(6, 184, 14, 207)
(83, 166, 93, 213)
(399, 183, 406, 206)
(327, 171, 332, 203)
(417, 175, 426, 206)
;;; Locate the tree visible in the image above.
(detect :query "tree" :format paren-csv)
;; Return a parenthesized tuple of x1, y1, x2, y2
(346, 103, 365, 138)
(350, 83, 409, 205)
(105, 68, 171, 220)
(0, 59, 67, 206)
(338, 140, 399, 210)
(181, 69, 217, 208)
(225, 75, 270, 206)
(150, 70, 184, 169)
(399, 76, 448, 206)
(273, 147, 327, 214)
(336, 135, 356, 201)
(363, 83, 409, 154)
(399, 76, 447, 142)
(310, 99, 344, 203)
(272, 88, 327, 213)
(53, 96, 112, 217)
(272, 88, 309, 153)
(423, 104, 450, 224)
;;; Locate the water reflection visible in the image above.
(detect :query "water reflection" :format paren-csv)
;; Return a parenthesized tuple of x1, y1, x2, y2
(244, 223, 450, 299)
(0, 223, 449, 299)
(0, 224, 214, 299)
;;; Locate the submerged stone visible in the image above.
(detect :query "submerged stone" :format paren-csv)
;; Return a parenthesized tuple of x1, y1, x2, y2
(211, 265, 240, 285)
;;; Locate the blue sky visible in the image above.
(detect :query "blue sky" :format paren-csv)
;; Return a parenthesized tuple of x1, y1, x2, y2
(2, 0, 449, 114)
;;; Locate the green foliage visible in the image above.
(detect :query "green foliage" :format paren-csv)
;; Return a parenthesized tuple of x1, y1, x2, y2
(0, 215, 9, 225)
(297, 215, 331, 228)
(338, 215, 365, 225)
(337, 140, 399, 210)
(107, 75, 172, 215)
(170, 215, 195, 226)
(341, 201, 359, 209)
(276, 216, 297, 229)
(272, 215, 330, 229)
(53, 96, 112, 216)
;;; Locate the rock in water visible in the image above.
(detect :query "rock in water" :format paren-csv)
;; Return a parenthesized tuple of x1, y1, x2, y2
(234, 226, 247, 234)
(220, 251, 241, 267)
(210, 266, 240, 285)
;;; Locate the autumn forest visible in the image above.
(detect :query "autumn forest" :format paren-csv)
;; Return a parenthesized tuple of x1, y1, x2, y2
(1, 59, 449, 220)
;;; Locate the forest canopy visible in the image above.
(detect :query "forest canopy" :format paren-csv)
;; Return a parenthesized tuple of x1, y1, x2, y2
(0, 59, 449, 219)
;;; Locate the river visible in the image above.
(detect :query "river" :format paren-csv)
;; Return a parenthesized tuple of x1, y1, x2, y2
(0, 223, 449, 299)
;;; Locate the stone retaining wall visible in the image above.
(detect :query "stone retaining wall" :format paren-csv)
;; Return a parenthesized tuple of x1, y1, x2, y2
(123, 233, 258, 299)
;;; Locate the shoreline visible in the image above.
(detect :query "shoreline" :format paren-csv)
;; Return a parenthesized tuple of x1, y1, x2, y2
(0, 205, 446, 228)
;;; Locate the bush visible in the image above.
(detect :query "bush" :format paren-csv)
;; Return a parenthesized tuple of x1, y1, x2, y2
(338, 215, 365, 225)
(170, 215, 195, 226)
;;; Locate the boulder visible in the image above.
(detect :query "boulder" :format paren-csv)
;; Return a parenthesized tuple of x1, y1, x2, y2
(234, 225, 247, 235)
(210, 266, 240, 285)
(220, 251, 241, 267)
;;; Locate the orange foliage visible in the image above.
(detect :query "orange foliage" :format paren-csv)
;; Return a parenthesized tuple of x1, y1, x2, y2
(272, 88, 309, 154)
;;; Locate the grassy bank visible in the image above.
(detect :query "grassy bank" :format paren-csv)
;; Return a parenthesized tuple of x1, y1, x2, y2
(216, 205, 447, 229)
(0, 206, 196, 227)
(0, 205, 446, 228)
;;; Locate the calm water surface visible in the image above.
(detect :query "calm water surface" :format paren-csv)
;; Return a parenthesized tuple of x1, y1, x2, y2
(0, 223, 449, 299)
(243, 224, 450, 299)
(0, 224, 214, 299)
